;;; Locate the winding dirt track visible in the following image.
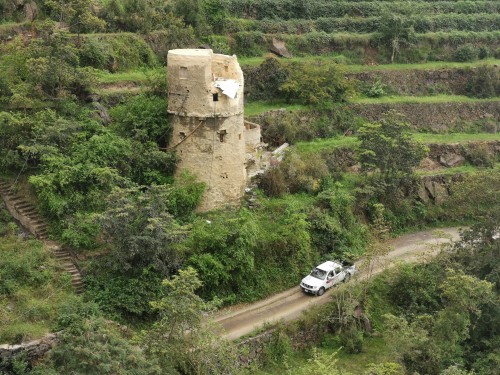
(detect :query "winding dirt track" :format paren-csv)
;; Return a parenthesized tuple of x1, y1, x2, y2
(214, 227, 463, 340)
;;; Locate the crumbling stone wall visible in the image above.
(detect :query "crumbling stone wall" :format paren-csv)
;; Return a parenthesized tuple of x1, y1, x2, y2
(0, 334, 58, 371)
(350, 68, 472, 96)
(350, 102, 500, 132)
(167, 49, 250, 211)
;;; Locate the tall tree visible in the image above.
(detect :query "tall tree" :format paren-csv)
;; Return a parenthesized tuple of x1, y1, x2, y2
(142, 267, 240, 375)
(377, 13, 416, 63)
(358, 111, 428, 179)
(45, 0, 105, 35)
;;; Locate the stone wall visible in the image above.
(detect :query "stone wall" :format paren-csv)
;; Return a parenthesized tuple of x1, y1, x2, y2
(350, 68, 472, 96)
(0, 334, 58, 371)
(350, 101, 500, 132)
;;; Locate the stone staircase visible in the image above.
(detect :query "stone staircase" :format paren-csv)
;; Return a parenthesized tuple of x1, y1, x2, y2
(0, 180, 84, 294)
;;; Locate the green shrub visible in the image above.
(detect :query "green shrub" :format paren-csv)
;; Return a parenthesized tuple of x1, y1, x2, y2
(365, 80, 386, 98)
(78, 38, 111, 70)
(84, 34, 158, 72)
(478, 46, 491, 59)
(84, 267, 165, 321)
(263, 328, 293, 365)
(110, 94, 171, 146)
(279, 60, 354, 106)
(466, 143, 495, 167)
(466, 65, 499, 98)
(232, 31, 265, 56)
(453, 44, 479, 62)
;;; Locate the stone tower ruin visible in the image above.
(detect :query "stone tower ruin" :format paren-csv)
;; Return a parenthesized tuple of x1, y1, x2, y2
(167, 49, 252, 211)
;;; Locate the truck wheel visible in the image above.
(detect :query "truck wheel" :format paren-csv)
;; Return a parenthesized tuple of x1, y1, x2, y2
(344, 273, 351, 283)
(317, 287, 325, 296)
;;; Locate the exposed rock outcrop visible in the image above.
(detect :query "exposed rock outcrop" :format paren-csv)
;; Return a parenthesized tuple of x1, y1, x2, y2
(270, 38, 291, 58)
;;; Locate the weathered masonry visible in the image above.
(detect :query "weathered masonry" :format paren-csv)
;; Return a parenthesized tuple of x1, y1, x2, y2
(167, 49, 263, 211)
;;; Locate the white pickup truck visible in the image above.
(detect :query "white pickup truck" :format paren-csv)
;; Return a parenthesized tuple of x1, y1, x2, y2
(300, 260, 356, 296)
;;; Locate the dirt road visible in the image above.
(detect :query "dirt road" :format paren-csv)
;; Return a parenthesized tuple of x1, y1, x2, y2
(214, 227, 463, 340)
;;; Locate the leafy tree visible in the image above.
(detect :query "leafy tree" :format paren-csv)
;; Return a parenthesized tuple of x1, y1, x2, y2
(202, 0, 229, 33)
(466, 65, 500, 98)
(1, 26, 97, 101)
(142, 267, 240, 375)
(186, 210, 258, 301)
(309, 185, 368, 258)
(99, 186, 187, 276)
(376, 13, 416, 63)
(445, 171, 500, 222)
(110, 94, 171, 147)
(279, 61, 354, 106)
(358, 111, 428, 179)
(33, 302, 160, 374)
(45, 0, 105, 35)
(84, 267, 166, 320)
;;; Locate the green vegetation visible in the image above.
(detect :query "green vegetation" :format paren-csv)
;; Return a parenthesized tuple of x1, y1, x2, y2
(0, 204, 75, 343)
(352, 95, 500, 104)
(254, 217, 500, 374)
(244, 101, 306, 116)
(0, 0, 499, 374)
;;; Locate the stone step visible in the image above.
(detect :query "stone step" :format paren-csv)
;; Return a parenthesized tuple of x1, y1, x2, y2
(16, 204, 35, 212)
(55, 251, 70, 256)
(20, 209, 38, 217)
(11, 199, 27, 205)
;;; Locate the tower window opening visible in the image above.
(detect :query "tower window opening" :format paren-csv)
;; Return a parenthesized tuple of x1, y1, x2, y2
(213, 93, 219, 102)
(224, 65, 229, 73)
(179, 66, 188, 79)
(219, 129, 227, 143)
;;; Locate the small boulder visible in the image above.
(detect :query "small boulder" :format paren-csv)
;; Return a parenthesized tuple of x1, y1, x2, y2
(438, 153, 465, 168)
(270, 38, 291, 58)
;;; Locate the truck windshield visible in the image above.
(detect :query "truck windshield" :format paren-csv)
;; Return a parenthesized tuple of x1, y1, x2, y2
(310, 268, 327, 280)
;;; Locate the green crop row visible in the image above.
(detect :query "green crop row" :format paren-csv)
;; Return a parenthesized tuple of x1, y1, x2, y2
(231, 30, 500, 59)
(227, 0, 500, 21)
(226, 13, 500, 34)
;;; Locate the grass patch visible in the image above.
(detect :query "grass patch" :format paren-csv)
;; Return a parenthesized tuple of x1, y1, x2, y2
(346, 58, 500, 73)
(352, 95, 500, 104)
(414, 133, 500, 144)
(253, 335, 394, 375)
(324, 335, 394, 374)
(239, 55, 500, 71)
(417, 162, 500, 176)
(295, 133, 500, 155)
(96, 70, 150, 85)
(0, 226, 77, 344)
(245, 101, 306, 116)
(295, 136, 359, 154)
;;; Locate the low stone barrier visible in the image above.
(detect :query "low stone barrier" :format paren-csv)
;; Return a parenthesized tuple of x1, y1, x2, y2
(0, 334, 58, 370)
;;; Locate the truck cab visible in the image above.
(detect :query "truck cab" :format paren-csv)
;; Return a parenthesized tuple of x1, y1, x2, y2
(300, 261, 355, 296)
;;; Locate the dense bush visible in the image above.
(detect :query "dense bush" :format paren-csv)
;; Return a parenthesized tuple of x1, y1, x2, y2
(227, 0, 500, 20)
(0, 233, 74, 344)
(466, 65, 500, 98)
(453, 43, 479, 61)
(279, 60, 354, 105)
(81, 34, 158, 72)
(231, 13, 500, 35)
(110, 94, 171, 146)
